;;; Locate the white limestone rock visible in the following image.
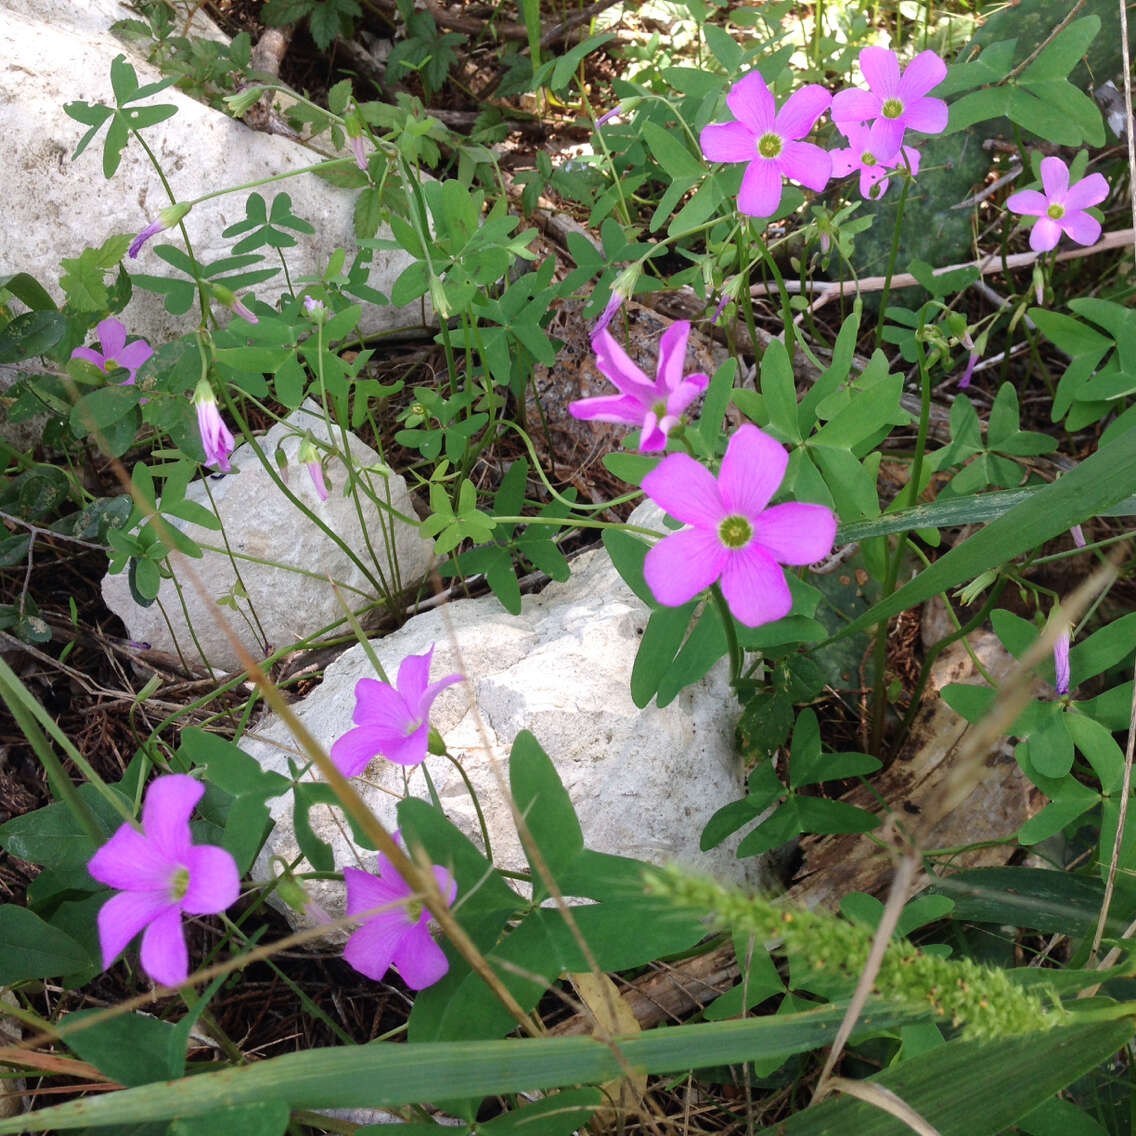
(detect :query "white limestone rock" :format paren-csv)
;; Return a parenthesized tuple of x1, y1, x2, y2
(101, 404, 435, 673)
(243, 502, 770, 930)
(0, 0, 429, 347)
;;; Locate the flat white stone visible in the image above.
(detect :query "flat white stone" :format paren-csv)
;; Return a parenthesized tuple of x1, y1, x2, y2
(101, 404, 435, 673)
(244, 503, 770, 932)
(0, 0, 429, 347)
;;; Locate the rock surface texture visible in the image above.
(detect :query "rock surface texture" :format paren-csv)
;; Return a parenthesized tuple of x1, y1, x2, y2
(243, 506, 768, 930)
(101, 404, 435, 673)
(0, 0, 428, 348)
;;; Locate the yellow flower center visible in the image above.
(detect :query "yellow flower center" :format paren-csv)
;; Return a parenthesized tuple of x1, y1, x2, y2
(757, 132, 783, 159)
(881, 98, 904, 119)
(170, 867, 190, 901)
(861, 151, 878, 167)
(1047, 203, 1066, 220)
(718, 514, 754, 550)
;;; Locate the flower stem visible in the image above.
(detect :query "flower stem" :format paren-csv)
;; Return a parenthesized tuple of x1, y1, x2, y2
(874, 164, 913, 346)
(710, 583, 744, 689)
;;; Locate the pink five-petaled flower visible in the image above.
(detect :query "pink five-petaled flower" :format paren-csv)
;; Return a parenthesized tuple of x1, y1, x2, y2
(700, 71, 832, 218)
(1005, 156, 1109, 253)
(330, 645, 462, 777)
(570, 322, 710, 452)
(87, 775, 240, 987)
(128, 202, 192, 259)
(193, 378, 236, 473)
(71, 318, 153, 385)
(343, 842, 457, 989)
(832, 47, 948, 156)
(642, 424, 837, 627)
(830, 120, 921, 200)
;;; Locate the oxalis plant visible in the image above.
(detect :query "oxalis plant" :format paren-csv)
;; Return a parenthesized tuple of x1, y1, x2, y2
(0, 0, 1135, 1132)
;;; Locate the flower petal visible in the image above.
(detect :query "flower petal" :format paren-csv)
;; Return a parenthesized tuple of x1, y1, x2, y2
(95, 319, 127, 359)
(140, 906, 189, 986)
(330, 725, 386, 778)
(142, 775, 202, 861)
(717, 424, 788, 518)
(830, 146, 857, 178)
(638, 409, 667, 452)
(352, 677, 411, 729)
(180, 844, 240, 915)
(737, 159, 783, 218)
(774, 84, 832, 140)
(345, 864, 410, 917)
(831, 87, 881, 127)
(1029, 216, 1062, 252)
(343, 908, 404, 982)
(726, 71, 776, 134)
(417, 673, 462, 721)
(897, 50, 947, 100)
(1006, 189, 1048, 218)
(1060, 210, 1102, 246)
(392, 923, 450, 989)
(88, 823, 176, 892)
(115, 340, 154, 375)
(1040, 156, 1070, 201)
(379, 721, 431, 767)
(860, 47, 900, 98)
(873, 118, 906, 157)
(97, 889, 170, 969)
(754, 502, 837, 565)
(397, 647, 434, 705)
(664, 374, 710, 421)
(719, 546, 793, 627)
(700, 120, 758, 165)
(655, 321, 692, 393)
(778, 140, 832, 192)
(644, 527, 728, 607)
(592, 328, 654, 396)
(900, 95, 948, 136)
(1063, 172, 1109, 211)
(641, 452, 725, 527)
(70, 346, 106, 369)
(570, 393, 653, 426)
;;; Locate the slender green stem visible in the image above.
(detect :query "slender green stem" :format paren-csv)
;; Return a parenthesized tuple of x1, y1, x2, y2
(443, 751, 493, 862)
(874, 164, 913, 345)
(184, 158, 356, 210)
(710, 584, 743, 689)
(130, 127, 211, 323)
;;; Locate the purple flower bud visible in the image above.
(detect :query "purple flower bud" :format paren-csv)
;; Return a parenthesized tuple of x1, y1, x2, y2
(1070, 524, 1086, 548)
(958, 350, 979, 389)
(1054, 628, 1071, 696)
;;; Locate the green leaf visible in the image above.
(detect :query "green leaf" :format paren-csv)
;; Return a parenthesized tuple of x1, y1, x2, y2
(760, 339, 802, 444)
(831, 425, 1136, 643)
(764, 1021, 1133, 1136)
(0, 906, 91, 984)
(0, 1001, 930, 1133)
(0, 784, 123, 869)
(641, 121, 706, 180)
(170, 1102, 290, 1136)
(0, 272, 57, 311)
(546, 33, 614, 93)
(509, 730, 583, 882)
(480, 1088, 601, 1135)
(631, 603, 695, 708)
(0, 310, 67, 363)
(65, 1010, 180, 1086)
(178, 727, 289, 798)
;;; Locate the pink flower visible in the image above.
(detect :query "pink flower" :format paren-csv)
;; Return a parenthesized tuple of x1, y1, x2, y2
(87, 775, 240, 987)
(1054, 627, 1071, 696)
(832, 47, 948, 156)
(1005, 156, 1109, 253)
(193, 379, 236, 473)
(71, 318, 153, 384)
(299, 439, 328, 501)
(330, 645, 462, 776)
(570, 322, 710, 452)
(343, 840, 456, 989)
(830, 120, 921, 200)
(958, 350, 979, 389)
(642, 424, 837, 627)
(700, 71, 832, 218)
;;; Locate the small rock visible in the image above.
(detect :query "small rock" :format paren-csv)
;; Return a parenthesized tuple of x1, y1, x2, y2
(245, 503, 769, 932)
(101, 404, 435, 673)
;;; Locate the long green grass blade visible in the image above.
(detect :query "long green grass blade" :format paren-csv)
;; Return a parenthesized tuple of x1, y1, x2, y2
(764, 1019, 1135, 1135)
(0, 1003, 924, 1132)
(829, 424, 1136, 642)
